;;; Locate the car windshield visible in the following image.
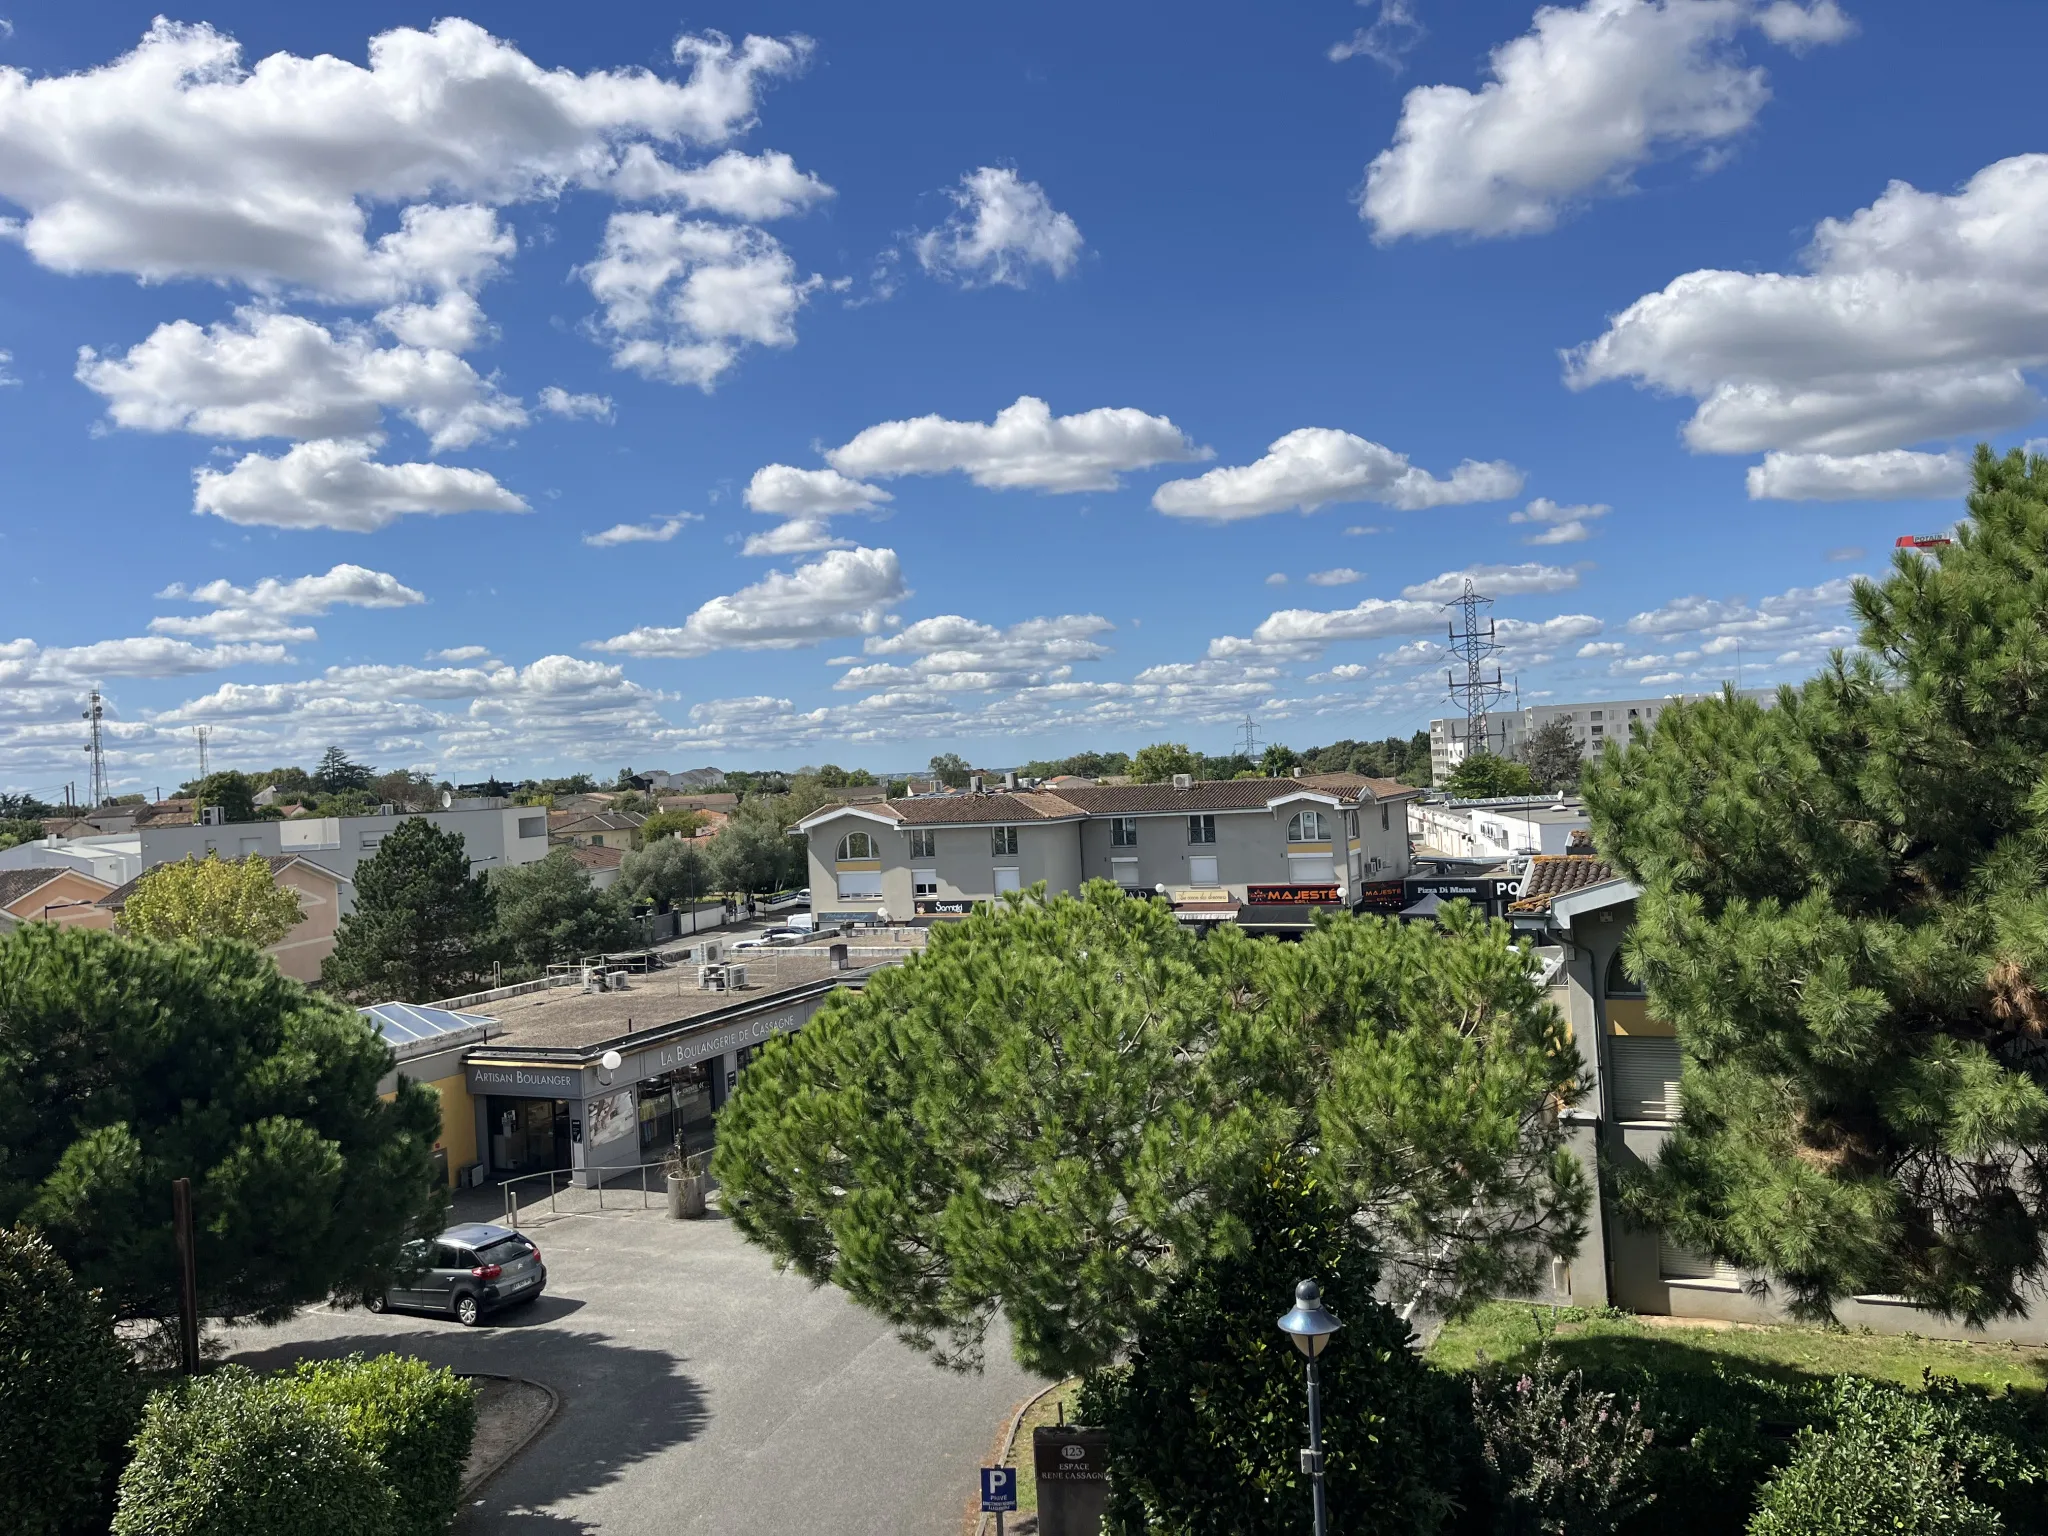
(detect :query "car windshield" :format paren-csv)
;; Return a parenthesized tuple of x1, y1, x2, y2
(475, 1237, 534, 1265)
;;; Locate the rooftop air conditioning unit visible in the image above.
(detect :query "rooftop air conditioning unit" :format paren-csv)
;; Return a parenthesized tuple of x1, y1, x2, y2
(1172, 773, 1194, 792)
(606, 970, 629, 990)
(969, 775, 984, 793)
(699, 941, 722, 965)
(199, 806, 225, 826)
(725, 963, 747, 988)
(698, 964, 727, 992)
(378, 803, 396, 816)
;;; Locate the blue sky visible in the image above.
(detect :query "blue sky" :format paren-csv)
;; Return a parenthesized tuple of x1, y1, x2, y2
(1, 0, 2040, 794)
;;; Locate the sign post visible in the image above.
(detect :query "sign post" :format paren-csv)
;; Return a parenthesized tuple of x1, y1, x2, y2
(980, 1465, 1018, 1535)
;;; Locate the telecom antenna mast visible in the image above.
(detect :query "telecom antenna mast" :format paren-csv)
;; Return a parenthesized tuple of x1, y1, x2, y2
(195, 725, 211, 780)
(1443, 580, 1511, 761)
(82, 687, 108, 807)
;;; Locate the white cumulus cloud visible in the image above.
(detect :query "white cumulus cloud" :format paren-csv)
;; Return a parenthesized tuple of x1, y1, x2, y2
(1363, 0, 1848, 243)
(77, 307, 526, 452)
(1154, 427, 1523, 520)
(744, 464, 891, 514)
(915, 167, 1083, 288)
(740, 518, 855, 556)
(1400, 562, 1580, 600)
(538, 386, 614, 422)
(1510, 496, 1611, 543)
(1745, 449, 1971, 501)
(1306, 568, 1363, 586)
(1755, 1, 1856, 48)
(0, 18, 814, 300)
(835, 613, 1113, 694)
(590, 546, 908, 658)
(192, 437, 529, 532)
(609, 146, 831, 220)
(583, 513, 700, 547)
(580, 213, 817, 389)
(1568, 154, 2048, 475)
(829, 395, 1206, 493)
(151, 563, 425, 641)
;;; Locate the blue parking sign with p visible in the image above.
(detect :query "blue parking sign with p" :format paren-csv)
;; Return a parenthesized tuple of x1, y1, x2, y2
(981, 1466, 1018, 1512)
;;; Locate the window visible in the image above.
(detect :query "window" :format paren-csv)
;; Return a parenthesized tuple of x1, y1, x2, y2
(836, 871, 882, 899)
(1380, 805, 1390, 831)
(991, 826, 1018, 856)
(1590, 710, 1604, 721)
(1110, 816, 1139, 847)
(359, 831, 384, 850)
(517, 815, 545, 840)
(913, 869, 938, 898)
(1592, 724, 1604, 735)
(1187, 814, 1216, 844)
(908, 828, 936, 859)
(1111, 856, 1138, 886)
(1605, 948, 1646, 999)
(836, 831, 877, 861)
(1188, 855, 1219, 884)
(994, 866, 1022, 893)
(1286, 810, 1326, 842)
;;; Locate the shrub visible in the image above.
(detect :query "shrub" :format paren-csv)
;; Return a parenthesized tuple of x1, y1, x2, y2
(1748, 1376, 2005, 1536)
(1471, 1347, 1655, 1535)
(292, 1353, 478, 1536)
(0, 1227, 140, 1536)
(113, 1365, 395, 1536)
(1078, 1163, 1469, 1536)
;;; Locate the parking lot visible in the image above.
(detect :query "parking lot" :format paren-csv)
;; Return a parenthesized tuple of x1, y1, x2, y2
(226, 1194, 1042, 1535)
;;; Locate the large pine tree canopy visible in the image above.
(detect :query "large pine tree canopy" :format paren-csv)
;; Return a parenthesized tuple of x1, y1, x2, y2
(713, 885, 1586, 1378)
(1586, 446, 2048, 1322)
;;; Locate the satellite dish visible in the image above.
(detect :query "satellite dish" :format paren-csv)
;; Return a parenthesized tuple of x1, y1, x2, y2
(441, 788, 454, 809)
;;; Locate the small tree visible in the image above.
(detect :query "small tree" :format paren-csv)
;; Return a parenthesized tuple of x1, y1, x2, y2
(322, 818, 496, 1003)
(312, 745, 374, 795)
(1472, 1347, 1656, 1535)
(0, 1228, 138, 1536)
(623, 835, 712, 910)
(489, 850, 634, 976)
(1521, 719, 1585, 796)
(928, 752, 972, 788)
(1132, 741, 1200, 782)
(0, 924, 445, 1323)
(118, 855, 303, 949)
(708, 816, 800, 898)
(1448, 753, 1536, 798)
(1259, 743, 1301, 778)
(189, 770, 257, 823)
(637, 808, 704, 843)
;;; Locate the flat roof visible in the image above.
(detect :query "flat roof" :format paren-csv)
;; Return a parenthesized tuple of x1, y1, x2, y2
(482, 945, 909, 1051)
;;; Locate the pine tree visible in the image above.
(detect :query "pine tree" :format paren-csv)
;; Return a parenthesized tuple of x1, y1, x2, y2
(321, 819, 496, 1003)
(1585, 446, 2048, 1322)
(488, 851, 633, 976)
(1522, 718, 1585, 795)
(713, 885, 1584, 1377)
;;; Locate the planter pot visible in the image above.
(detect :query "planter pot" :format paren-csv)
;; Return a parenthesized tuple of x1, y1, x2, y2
(668, 1172, 708, 1220)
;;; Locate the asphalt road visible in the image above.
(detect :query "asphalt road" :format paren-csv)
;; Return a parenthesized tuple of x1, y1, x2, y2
(225, 1196, 1044, 1535)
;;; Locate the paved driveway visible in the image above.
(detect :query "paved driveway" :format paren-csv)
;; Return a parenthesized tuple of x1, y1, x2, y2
(226, 1199, 1044, 1535)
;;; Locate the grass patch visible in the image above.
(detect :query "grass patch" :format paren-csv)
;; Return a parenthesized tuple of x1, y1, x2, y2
(1428, 1303, 2048, 1397)
(998, 1379, 1085, 1518)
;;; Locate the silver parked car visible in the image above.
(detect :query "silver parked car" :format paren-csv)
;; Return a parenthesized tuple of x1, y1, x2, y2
(367, 1223, 546, 1326)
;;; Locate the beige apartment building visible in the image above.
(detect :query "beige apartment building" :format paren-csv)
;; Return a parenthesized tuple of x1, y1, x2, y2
(1429, 690, 1777, 786)
(797, 773, 1421, 931)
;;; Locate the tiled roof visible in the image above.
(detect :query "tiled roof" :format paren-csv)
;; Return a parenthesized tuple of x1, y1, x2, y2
(1054, 774, 1418, 815)
(98, 853, 343, 910)
(1508, 855, 1618, 913)
(552, 811, 645, 832)
(0, 867, 65, 910)
(566, 844, 625, 870)
(887, 791, 1084, 825)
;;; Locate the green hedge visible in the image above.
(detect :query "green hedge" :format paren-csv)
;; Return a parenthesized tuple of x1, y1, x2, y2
(113, 1366, 395, 1536)
(292, 1353, 478, 1536)
(0, 1227, 141, 1536)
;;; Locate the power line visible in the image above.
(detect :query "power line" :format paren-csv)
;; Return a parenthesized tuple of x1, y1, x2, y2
(1443, 580, 1511, 761)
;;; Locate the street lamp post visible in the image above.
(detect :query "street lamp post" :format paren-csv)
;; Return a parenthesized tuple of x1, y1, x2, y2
(1277, 1278, 1341, 1536)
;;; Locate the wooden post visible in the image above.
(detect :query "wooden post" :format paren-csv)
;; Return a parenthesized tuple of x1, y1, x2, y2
(171, 1177, 200, 1375)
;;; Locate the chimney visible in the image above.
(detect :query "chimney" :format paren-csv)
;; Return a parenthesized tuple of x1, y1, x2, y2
(1292, 767, 1302, 778)
(1172, 773, 1193, 792)
(969, 774, 984, 794)
(1002, 770, 1017, 790)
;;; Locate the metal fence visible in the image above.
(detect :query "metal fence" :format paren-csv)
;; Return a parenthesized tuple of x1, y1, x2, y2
(500, 1154, 712, 1229)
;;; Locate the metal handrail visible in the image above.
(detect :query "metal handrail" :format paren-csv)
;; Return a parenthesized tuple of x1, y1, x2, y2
(501, 1154, 711, 1228)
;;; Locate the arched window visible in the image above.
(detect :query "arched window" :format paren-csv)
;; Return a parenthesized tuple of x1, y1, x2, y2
(836, 831, 877, 861)
(1605, 947, 1645, 999)
(1287, 810, 1326, 842)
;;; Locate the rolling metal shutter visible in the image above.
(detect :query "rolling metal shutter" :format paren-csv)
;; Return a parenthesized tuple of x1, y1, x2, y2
(1609, 1036, 1682, 1121)
(1658, 1234, 1741, 1286)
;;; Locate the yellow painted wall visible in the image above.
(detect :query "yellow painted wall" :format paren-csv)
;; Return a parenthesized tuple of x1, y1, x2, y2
(1605, 998, 1676, 1037)
(381, 1072, 478, 1185)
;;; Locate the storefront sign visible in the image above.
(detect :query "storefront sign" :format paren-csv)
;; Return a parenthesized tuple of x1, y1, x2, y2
(1406, 876, 1518, 914)
(915, 898, 975, 915)
(621, 1003, 811, 1082)
(466, 1063, 581, 1096)
(1246, 883, 1341, 906)
(1354, 879, 1409, 913)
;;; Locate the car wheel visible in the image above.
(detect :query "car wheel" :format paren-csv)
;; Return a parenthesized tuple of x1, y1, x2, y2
(364, 1293, 387, 1314)
(454, 1292, 482, 1327)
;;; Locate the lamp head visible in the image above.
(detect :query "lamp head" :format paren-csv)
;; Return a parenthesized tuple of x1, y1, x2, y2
(1277, 1278, 1341, 1358)
(600, 1050, 623, 1072)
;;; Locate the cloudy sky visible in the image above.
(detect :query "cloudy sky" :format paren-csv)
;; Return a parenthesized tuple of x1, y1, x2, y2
(0, 1, 2033, 793)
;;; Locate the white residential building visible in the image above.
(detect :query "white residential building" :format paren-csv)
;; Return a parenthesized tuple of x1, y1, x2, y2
(1429, 690, 1776, 786)
(1410, 797, 1590, 859)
